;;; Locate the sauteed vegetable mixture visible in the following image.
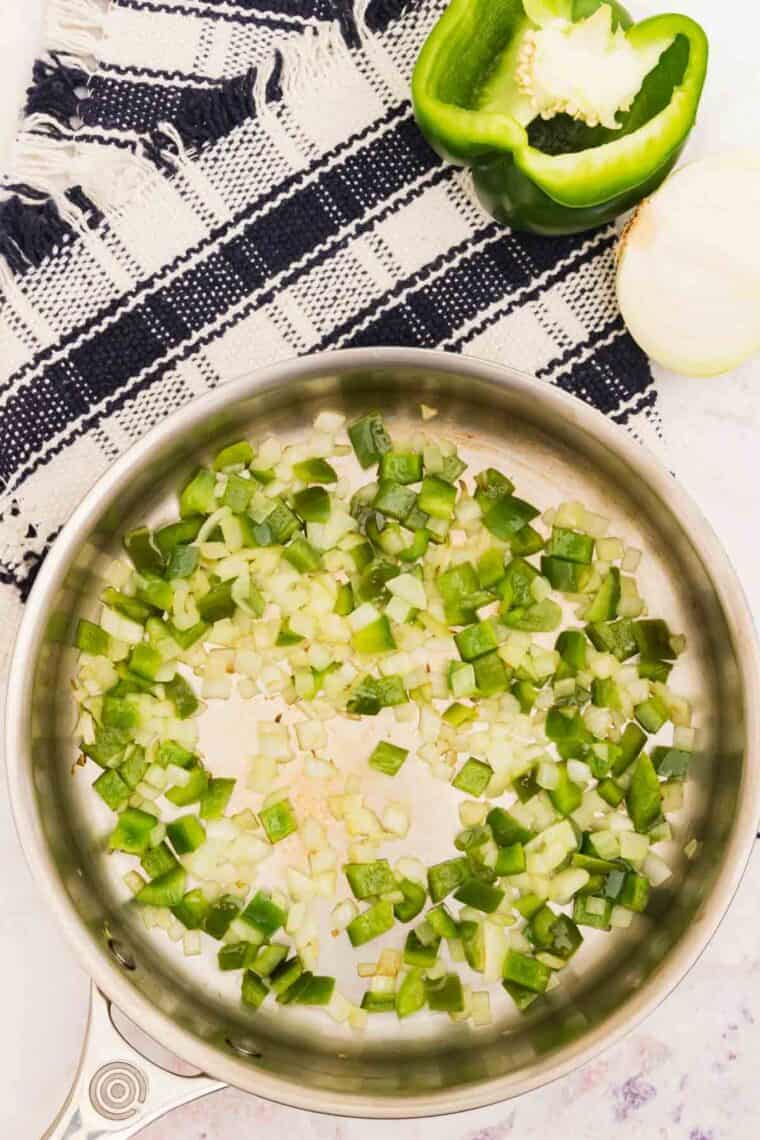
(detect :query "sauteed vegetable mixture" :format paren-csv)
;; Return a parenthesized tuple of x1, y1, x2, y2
(73, 408, 696, 1028)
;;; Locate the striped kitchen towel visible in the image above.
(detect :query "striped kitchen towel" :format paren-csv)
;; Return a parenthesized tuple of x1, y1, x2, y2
(0, 0, 656, 676)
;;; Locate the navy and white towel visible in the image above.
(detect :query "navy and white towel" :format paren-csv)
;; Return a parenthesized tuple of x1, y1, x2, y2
(0, 0, 657, 676)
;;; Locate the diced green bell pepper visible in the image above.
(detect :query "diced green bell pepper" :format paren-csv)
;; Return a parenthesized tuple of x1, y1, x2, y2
(572, 893, 613, 930)
(221, 473, 255, 513)
(495, 842, 526, 875)
(108, 807, 157, 854)
(164, 764, 208, 807)
(585, 568, 621, 621)
(166, 544, 199, 579)
(474, 650, 511, 696)
(427, 857, 470, 902)
(639, 658, 673, 682)
(442, 702, 478, 727)
(93, 768, 130, 811)
(124, 526, 166, 576)
(503, 979, 540, 1011)
(164, 673, 199, 720)
(417, 476, 457, 520)
(548, 528, 594, 564)
(265, 499, 301, 544)
(633, 618, 676, 659)
(352, 615, 396, 655)
(241, 970, 269, 1010)
(380, 450, 423, 484)
(136, 865, 186, 907)
(204, 895, 242, 940)
(460, 919, 486, 971)
(372, 479, 418, 522)
(156, 515, 204, 557)
(503, 599, 562, 632)
(283, 537, 322, 572)
(627, 752, 663, 832)
(510, 525, 545, 556)
(635, 693, 670, 733)
(354, 558, 400, 603)
(218, 942, 256, 971)
(368, 740, 408, 776)
(548, 762, 583, 815)
(451, 757, 493, 796)
(502, 950, 550, 994)
(394, 877, 427, 923)
(348, 412, 392, 468)
(120, 745, 148, 790)
(586, 618, 637, 661)
(171, 888, 209, 930)
(180, 468, 217, 516)
(396, 966, 428, 1018)
(240, 891, 287, 938)
(362, 990, 396, 1013)
(140, 842, 178, 879)
(404, 929, 440, 968)
(455, 618, 499, 661)
(75, 618, 110, 656)
(200, 777, 236, 819)
(501, 557, 539, 608)
(293, 485, 330, 523)
(613, 721, 647, 774)
(102, 589, 151, 625)
(454, 878, 504, 913)
(269, 957, 304, 996)
(344, 860, 396, 900)
(293, 458, 337, 484)
(167, 814, 206, 854)
(620, 871, 651, 911)
(290, 974, 336, 1005)
(426, 972, 465, 1012)
(487, 806, 533, 846)
(398, 527, 430, 563)
(474, 467, 514, 508)
(166, 620, 208, 650)
(250, 942, 289, 977)
(346, 899, 395, 946)
(476, 548, 504, 589)
(213, 439, 254, 471)
(528, 906, 583, 961)
(592, 676, 622, 710)
(347, 674, 407, 715)
(427, 904, 459, 939)
(259, 798, 297, 844)
(198, 580, 237, 624)
(597, 777, 626, 806)
(651, 746, 690, 779)
(483, 495, 539, 539)
(541, 556, 591, 593)
(156, 740, 197, 769)
(334, 582, 355, 616)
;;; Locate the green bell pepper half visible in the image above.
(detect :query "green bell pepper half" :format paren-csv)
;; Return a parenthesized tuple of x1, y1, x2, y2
(412, 0, 708, 235)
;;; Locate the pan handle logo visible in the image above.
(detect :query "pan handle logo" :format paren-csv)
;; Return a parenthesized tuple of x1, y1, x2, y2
(89, 1061, 148, 1121)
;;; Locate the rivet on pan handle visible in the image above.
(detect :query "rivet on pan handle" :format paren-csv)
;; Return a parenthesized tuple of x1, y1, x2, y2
(43, 983, 225, 1139)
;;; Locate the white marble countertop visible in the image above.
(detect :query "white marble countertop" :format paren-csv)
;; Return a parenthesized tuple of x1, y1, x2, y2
(1, 2, 759, 1137)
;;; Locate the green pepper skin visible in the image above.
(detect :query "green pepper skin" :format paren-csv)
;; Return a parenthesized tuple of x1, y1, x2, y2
(412, 0, 708, 235)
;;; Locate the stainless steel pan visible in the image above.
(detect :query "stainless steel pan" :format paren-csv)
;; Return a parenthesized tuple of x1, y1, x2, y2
(6, 348, 760, 1136)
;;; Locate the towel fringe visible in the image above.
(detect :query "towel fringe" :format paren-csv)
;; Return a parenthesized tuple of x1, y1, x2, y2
(1, 0, 382, 284)
(0, 0, 109, 278)
(45, 0, 107, 58)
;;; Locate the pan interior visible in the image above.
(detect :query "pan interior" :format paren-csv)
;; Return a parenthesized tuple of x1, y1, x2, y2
(24, 358, 747, 1103)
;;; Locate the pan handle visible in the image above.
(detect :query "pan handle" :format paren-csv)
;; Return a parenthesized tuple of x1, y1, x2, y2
(43, 982, 225, 1139)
